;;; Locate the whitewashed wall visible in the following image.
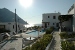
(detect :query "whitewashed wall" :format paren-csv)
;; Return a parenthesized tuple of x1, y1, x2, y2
(73, 3, 75, 32)
(68, 8, 74, 14)
(68, 3, 75, 32)
(42, 13, 60, 28)
(62, 19, 72, 31)
(0, 22, 25, 33)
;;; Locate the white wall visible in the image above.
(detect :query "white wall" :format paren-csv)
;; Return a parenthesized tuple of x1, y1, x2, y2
(68, 8, 74, 14)
(42, 13, 60, 28)
(68, 3, 75, 32)
(73, 3, 75, 32)
(0, 22, 26, 33)
(62, 19, 72, 31)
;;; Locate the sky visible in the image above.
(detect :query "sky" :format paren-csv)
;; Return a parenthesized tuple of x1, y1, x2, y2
(0, 0, 75, 25)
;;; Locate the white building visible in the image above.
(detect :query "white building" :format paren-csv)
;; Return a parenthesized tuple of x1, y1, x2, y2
(67, 3, 75, 32)
(42, 3, 75, 32)
(0, 8, 28, 34)
(59, 15, 73, 32)
(42, 12, 61, 29)
(0, 22, 27, 34)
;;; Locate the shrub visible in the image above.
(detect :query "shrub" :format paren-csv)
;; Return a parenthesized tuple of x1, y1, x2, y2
(60, 32, 68, 39)
(46, 27, 54, 34)
(60, 32, 75, 39)
(24, 34, 52, 50)
(50, 26, 54, 30)
(46, 29, 50, 34)
(61, 41, 75, 50)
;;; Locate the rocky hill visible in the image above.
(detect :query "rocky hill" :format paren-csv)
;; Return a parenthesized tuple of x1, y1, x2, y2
(0, 8, 27, 24)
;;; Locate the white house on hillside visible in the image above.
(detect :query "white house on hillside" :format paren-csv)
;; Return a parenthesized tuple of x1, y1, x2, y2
(42, 12, 61, 29)
(0, 8, 28, 34)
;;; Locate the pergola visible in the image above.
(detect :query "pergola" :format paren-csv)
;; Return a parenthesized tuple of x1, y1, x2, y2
(59, 14, 74, 32)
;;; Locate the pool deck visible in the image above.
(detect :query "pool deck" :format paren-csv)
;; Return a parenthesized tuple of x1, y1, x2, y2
(1, 38, 22, 50)
(0, 30, 45, 50)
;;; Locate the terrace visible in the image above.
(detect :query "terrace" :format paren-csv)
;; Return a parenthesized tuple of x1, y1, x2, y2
(59, 14, 74, 32)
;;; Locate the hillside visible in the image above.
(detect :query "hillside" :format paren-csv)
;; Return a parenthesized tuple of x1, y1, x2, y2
(0, 8, 27, 24)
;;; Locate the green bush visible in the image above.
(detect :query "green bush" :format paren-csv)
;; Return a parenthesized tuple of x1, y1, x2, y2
(60, 32, 68, 39)
(60, 32, 75, 39)
(24, 34, 52, 50)
(61, 41, 75, 50)
(46, 29, 50, 34)
(46, 27, 54, 34)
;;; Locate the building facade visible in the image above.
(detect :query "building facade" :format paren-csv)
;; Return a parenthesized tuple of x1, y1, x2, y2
(42, 13, 61, 29)
(68, 3, 75, 32)
(0, 8, 28, 34)
(0, 22, 27, 34)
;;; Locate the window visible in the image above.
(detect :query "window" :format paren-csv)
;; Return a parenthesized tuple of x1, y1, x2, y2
(13, 25, 14, 29)
(53, 23, 55, 25)
(48, 16, 49, 18)
(53, 16, 56, 19)
(45, 23, 47, 28)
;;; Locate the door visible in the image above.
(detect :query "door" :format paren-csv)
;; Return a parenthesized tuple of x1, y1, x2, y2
(56, 23, 59, 27)
(45, 23, 47, 28)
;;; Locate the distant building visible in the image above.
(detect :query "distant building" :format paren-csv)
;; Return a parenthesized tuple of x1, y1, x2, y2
(0, 8, 28, 34)
(0, 22, 27, 33)
(42, 12, 61, 29)
(42, 3, 75, 32)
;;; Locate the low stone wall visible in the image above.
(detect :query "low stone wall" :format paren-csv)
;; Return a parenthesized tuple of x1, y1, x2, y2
(45, 38, 53, 50)
(45, 31, 54, 50)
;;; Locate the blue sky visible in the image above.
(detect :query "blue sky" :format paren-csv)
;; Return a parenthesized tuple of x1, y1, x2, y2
(0, 0, 75, 25)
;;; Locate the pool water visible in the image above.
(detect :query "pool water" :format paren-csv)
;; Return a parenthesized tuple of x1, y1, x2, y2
(27, 31, 44, 37)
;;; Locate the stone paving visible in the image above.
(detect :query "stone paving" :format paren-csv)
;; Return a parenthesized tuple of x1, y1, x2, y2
(0, 31, 45, 50)
(49, 31, 61, 50)
(1, 38, 22, 50)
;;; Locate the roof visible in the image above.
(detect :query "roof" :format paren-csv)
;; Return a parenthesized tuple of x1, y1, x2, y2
(59, 14, 74, 16)
(43, 12, 61, 15)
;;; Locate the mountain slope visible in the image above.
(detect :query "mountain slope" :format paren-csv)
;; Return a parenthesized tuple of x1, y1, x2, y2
(0, 8, 27, 24)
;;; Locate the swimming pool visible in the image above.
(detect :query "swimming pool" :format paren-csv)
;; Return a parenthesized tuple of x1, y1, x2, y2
(26, 31, 44, 37)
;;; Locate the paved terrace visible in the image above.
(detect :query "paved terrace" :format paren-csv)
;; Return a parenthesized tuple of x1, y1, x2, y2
(1, 38, 22, 50)
(49, 31, 61, 50)
(0, 30, 45, 50)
